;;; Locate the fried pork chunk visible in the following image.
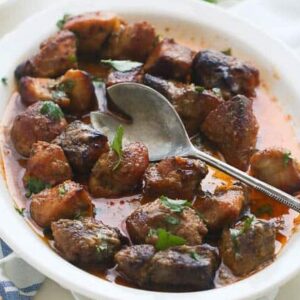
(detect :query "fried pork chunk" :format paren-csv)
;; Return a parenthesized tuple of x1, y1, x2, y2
(89, 142, 149, 197)
(144, 38, 195, 82)
(11, 101, 67, 157)
(106, 67, 143, 87)
(201, 95, 258, 171)
(195, 183, 246, 231)
(101, 21, 156, 62)
(250, 148, 300, 194)
(144, 156, 208, 200)
(23, 141, 72, 187)
(220, 216, 275, 276)
(52, 218, 124, 265)
(144, 74, 223, 135)
(30, 180, 93, 228)
(53, 121, 108, 173)
(192, 50, 259, 99)
(19, 69, 96, 115)
(15, 30, 77, 79)
(115, 244, 219, 291)
(63, 11, 121, 55)
(126, 198, 207, 245)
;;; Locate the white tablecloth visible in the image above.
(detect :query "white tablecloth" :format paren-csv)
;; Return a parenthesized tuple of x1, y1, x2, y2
(1, 0, 300, 299)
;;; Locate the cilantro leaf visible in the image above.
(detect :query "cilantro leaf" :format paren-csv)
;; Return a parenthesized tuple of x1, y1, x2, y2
(58, 183, 68, 196)
(40, 101, 64, 121)
(165, 215, 180, 225)
(190, 251, 202, 261)
(160, 196, 191, 213)
(111, 125, 124, 170)
(25, 177, 51, 197)
(152, 228, 186, 250)
(1, 77, 7, 86)
(203, 0, 218, 3)
(56, 14, 71, 30)
(68, 54, 77, 64)
(15, 206, 25, 216)
(241, 215, 255, 233)
(221, 48, 232, 56)
(100, 59, 143, 72)
(283, 151, 292, 166)
(195, 86, 205, 93)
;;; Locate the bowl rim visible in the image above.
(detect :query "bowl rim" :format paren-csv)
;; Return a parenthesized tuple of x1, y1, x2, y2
(1, 0, 300, 299)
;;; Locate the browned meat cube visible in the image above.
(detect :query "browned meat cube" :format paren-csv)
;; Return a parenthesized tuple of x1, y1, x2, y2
(106, 67, 143, 87)
(89, 142, 149, 197)
(19, 70, 96, 115)
(144, 157, 208, 200)
(63, 11, 121, 55)
(52, 218, 124, 265)
(101, 21, 156, 62)
(201, 95, 258, 171)
(30, 180, 94, 228)
(144, 38, 195, 82)
(144, 74, 223, 135)
(115, 244, 220, 291)
(59, 69, 96, 115)
(192, 50, 259, 99)
(15, 30, 77, 79)
(195, 184, 246, 231)
(126, 197, 207, 245)
(250, 148, 300, 194)
(220, 216, 275, 276)
(19, 77, 69, 107)
(53, 121, 108, 173)
(11, 101, 67, 157)
(23, 141, 72, 188)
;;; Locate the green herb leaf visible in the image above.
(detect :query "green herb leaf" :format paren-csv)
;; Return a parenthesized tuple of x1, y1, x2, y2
(15, 206, 25, 216)
(165, 215, 180, 225)
(100, 59, 143, 72)
(190, 251, 202, 261)
(195, 86, 205, 93)
(26, 177, 51, 197)
(255, 204, 273, 217)
(221, 48, 232, 56)
(160, 196, 191, 213)
(111, 125, 124, 170)
(283, 151, 292, 166)
(230, 228, 240, 252)
(58, 79, 75, 93)
(1, 77, 7, 86)
(154, 228, 186, 250)
(203, 0, 218, 3)
(40, 101, 64, 121)
(68, 54, 77, 64)
(241, 215, 255, 233)
(56, 14, 71, 30)
(58, 183, 68, 196)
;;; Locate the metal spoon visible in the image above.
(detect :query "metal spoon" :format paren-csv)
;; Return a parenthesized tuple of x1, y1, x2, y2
(91, 82, 300, 213)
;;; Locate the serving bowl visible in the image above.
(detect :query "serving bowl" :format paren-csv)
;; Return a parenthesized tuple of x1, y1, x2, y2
(0, 0, 300, 299)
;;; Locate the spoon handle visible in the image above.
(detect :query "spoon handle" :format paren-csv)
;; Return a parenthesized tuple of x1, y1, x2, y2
(188, 146, 300, 213)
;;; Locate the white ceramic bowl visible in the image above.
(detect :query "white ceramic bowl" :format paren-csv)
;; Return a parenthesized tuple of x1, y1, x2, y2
(1, 0, 300, 299)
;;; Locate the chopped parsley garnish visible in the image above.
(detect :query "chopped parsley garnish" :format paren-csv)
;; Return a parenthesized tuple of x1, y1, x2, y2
(255, 204, 273, 217)
(25, 177, 50, 197)
(222, 48, 232, 56)
(190, 251, 202, 261)
(111, 125, 124, 170)
(58, 183, 68, 196)
(195, 86, 205, 93)
(68, 54, 77, 64)
(241, 215, 255, 233)
(100, 59, 143, 72)
(1, 77, 7, 85)
(40, 101, 64, 121)
(165, 215, 180, 225)
(149, 228, 186, 250)
(56, 14, 71, 30)
(283, 151, 292, 166)
(203, 0, 218, 3)
(160, 196, 191, 213)
(57, 79, 75, 93)
(15, 206, 25, 217)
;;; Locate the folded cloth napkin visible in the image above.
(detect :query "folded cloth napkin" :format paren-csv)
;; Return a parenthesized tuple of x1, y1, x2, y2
(1, 0, 300, 299)
(0, 240, 45, 299)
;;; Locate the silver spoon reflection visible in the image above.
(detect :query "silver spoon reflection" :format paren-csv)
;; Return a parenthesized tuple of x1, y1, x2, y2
(91, 82, 300, 213)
